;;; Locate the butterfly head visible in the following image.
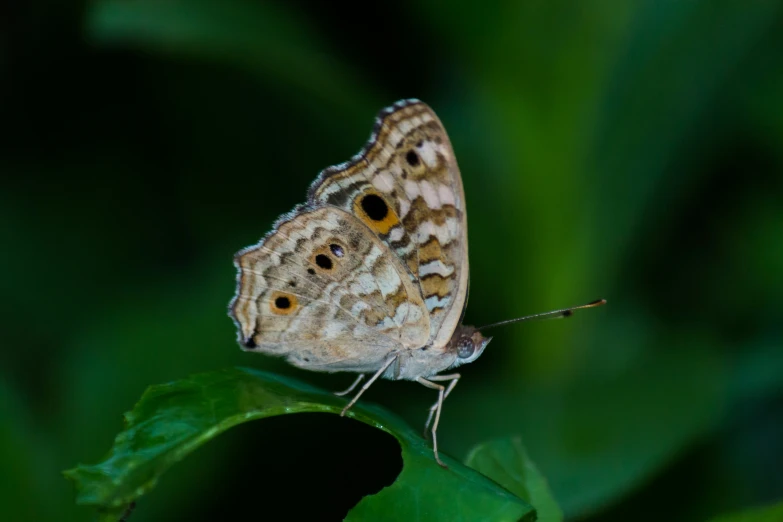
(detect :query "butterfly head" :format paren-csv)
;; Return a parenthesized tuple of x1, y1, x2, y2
(448, 325, 492, 367)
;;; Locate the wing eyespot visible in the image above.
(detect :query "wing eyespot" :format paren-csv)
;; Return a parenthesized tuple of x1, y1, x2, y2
(270, 291, 298, 315)
(360, 194, 388, 220)
(310, 240, 347, 273)
(353, 190, 400, 235)
(315, 254, 333, 270)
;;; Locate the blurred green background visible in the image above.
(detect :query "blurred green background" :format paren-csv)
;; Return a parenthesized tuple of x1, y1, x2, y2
(2, 0, 783, 520)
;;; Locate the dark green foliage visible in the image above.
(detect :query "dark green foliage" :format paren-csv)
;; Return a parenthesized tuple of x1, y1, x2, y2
(708, 501, 783, 522)
(64, 368, 533, 521)
(466, 437, 563, 522)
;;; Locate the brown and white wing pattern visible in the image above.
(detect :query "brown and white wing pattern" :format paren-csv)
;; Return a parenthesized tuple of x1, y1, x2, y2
(229, 206, 430, 373)
(308, 99, 469, 348)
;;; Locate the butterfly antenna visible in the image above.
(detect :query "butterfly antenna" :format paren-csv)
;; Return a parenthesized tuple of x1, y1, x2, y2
(477, 299, 606, 332)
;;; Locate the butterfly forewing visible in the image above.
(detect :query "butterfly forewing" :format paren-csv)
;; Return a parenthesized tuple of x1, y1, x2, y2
(308, 100, 469, 349)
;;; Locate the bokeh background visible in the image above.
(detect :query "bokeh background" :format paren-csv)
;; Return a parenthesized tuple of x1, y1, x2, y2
(2, 1, 783, 520)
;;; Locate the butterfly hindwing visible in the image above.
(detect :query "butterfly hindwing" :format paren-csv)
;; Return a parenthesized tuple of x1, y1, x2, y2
(308, 99, 469, 348)
(229, 206, 430, 373)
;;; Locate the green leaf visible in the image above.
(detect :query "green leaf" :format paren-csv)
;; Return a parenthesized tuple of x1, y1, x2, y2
(64, 367, 533, 521)
(708, 501, 783, 522)
(427, 341, 728, 518)
(466, 437, 563, 522)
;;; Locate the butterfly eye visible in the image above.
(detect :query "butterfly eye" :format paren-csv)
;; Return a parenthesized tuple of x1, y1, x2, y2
(270, 291, 298, 315)
(457, 337, 474, 359)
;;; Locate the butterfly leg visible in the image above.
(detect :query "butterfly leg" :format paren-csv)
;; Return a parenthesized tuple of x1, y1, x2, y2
(340, 355, 397, 417)
(423, 373, 460, 438)
(416, 376, 453, 468)
(334, 374, 365, 396)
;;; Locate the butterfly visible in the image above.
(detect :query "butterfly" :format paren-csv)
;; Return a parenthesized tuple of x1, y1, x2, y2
(229, 99, 604, 467)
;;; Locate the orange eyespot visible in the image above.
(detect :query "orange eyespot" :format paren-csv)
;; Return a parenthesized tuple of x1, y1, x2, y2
(270, 291, 297, 315)
(309, 241, 347, 273)
(353, 190, 400, 235)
